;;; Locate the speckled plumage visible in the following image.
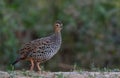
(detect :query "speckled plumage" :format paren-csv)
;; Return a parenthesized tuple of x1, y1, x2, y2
(20, 32, 61, 63)
(12, 20, 62, 71)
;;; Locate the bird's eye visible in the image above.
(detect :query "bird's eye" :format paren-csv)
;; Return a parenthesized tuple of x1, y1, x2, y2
(56, 24, 59, 26)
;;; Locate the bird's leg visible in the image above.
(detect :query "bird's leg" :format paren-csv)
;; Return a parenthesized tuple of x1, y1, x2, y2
(36, 62, 41, 73)
(30, 59, 34, 71)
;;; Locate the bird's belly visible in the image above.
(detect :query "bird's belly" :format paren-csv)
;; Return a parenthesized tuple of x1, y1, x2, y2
(28, 45, 60, 63)
(32, 50, 57, 63)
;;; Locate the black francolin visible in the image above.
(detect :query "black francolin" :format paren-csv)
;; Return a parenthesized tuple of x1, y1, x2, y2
(12, 20, 63, 72)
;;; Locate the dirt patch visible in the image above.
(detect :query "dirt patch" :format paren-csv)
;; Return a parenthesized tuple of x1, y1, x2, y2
(1, 71, 120, 78)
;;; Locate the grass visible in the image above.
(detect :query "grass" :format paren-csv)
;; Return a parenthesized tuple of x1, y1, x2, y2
(56, 73, 65, 78)
(4, 64, 120, 78)
(7, 70, 66, 78)
(72, 63, 120, 72)
(5, 69, 120, 78)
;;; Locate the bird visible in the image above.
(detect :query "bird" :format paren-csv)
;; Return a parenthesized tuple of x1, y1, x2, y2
(12, 20, 63, 72)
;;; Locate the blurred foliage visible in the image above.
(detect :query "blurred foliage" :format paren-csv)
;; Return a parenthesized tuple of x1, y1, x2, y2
(0, 0, 120, 71)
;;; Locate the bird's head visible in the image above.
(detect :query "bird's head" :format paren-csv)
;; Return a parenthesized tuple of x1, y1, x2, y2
(54, 20, 63, 33)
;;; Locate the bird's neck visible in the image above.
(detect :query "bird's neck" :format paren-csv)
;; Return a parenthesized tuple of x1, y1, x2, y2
(54, 28, 61, 33)
(55, 31, 61, 38)
(54, 31, 62, 44)
(55, 31, 61, 35)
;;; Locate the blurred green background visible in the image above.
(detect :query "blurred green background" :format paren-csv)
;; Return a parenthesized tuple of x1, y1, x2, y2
(0, 0, 120, 71)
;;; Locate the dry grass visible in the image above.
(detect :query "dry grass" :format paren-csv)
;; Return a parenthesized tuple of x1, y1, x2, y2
(0, 70, 120, 78)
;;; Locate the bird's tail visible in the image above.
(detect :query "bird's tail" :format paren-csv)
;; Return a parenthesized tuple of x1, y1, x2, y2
(12, 58, 21, 65)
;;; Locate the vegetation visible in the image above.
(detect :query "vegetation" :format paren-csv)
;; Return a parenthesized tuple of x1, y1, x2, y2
(5, 70, 120, 78)
(0, 0, 120, 71)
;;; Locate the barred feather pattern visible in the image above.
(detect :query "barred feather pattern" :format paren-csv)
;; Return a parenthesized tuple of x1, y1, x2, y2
(19, 32, 62, 63)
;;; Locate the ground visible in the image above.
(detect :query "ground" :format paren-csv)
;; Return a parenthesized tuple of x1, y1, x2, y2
(1, 70, 120, 78)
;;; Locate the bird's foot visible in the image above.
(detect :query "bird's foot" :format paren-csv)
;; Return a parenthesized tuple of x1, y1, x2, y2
(37, 70, 42, 74)
(29, 68, 34, 72)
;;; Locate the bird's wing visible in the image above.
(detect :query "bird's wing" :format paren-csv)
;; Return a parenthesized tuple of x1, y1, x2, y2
(19, 41, 36, 58)
(19, 36, 53, 59)
(31, 37, 53, 53)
